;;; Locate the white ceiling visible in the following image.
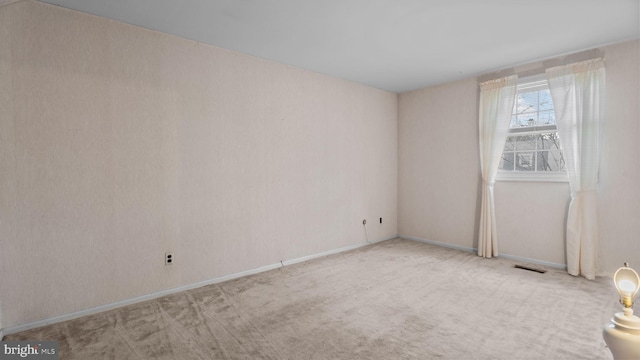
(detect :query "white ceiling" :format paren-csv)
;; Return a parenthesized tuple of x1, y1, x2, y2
(38, 0, 640, 93)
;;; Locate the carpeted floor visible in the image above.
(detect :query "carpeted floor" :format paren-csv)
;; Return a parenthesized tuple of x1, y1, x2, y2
(4, 238, 620, 359)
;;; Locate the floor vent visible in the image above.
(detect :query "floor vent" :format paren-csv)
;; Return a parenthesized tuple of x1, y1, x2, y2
(514, 264, 547, 274)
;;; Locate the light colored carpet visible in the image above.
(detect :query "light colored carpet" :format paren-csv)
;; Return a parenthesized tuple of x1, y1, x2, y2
(4, 238, 620, 359)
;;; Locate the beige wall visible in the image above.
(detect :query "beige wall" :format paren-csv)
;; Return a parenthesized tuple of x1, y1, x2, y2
(398, 77, 480, 250)
(598, 40, 640, 275)
(399, 39, 640, 273)
(0, 1, 398, 329)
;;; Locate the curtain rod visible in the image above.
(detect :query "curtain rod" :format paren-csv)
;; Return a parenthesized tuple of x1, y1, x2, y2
(477, 48, 604, 83)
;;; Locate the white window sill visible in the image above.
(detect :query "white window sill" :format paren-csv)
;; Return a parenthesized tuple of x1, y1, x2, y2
(496, 171, 569, 183)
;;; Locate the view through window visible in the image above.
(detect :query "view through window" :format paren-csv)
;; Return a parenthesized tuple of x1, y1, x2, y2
(498, 79, 566, 177)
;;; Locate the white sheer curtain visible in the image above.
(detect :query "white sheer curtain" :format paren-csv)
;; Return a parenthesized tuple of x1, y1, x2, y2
(546, 59, 604, 280)
(478, 75, 518, 258)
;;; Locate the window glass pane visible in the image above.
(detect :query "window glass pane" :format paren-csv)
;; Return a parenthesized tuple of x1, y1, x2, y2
(515, 92, 537, 115)
(500, 80, 566, 179)
(515, 135, 536, 150)
(539, 90, 553, 111)
(538, 110, 555, 126)
(504, 136, 514, 151)
(516, 152, 535, 171)
(516, 114, 537, 128)
(537, 132, 561, 150)
(537, 149, 565, 171)
(509, 115, 518, 128)
(500, 152, 514, 171)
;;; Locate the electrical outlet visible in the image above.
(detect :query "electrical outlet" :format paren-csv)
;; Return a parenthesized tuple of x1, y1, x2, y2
(165, 252, 174, 265)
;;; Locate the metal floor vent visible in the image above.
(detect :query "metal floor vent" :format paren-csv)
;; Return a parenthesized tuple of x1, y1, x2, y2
(514, 264, 547, 274)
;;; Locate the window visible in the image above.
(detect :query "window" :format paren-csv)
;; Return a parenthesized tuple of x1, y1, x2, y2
(497, 77, 568, 182)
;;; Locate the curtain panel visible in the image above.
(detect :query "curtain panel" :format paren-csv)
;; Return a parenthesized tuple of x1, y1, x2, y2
(478, 75, 518, 258)
(546, 59, 605, 280)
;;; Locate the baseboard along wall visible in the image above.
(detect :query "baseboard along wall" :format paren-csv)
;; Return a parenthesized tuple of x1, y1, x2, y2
(1, 234, 565, 339)
(1, 235, 397, 338)
(399, 235, 567, 270)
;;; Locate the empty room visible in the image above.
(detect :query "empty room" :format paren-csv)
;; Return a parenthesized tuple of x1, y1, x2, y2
(1, 0, 639, 359)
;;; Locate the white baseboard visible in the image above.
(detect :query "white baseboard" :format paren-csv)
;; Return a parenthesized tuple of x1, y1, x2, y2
(400, 235, 477, 254)
(1, 236, 398, 338)
(498, 253, 567, 270)
(399, 235, 567, 270)
(0, 0, 22, 9)
(281, 235, 396, 266)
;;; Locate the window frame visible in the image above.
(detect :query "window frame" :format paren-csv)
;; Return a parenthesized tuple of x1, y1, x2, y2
(496, 75, 568, 183)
